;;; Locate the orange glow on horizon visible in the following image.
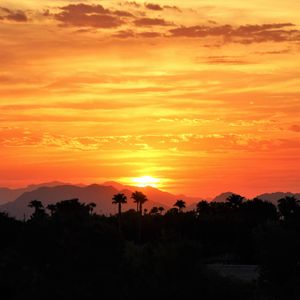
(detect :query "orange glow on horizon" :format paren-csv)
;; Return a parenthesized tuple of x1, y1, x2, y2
(131, 176, 160, 188)
(0, 0, 300, 199)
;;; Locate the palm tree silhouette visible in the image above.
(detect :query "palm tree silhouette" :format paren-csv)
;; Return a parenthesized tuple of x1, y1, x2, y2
(131, 191, 148, 215)
(174, 200, 186, 212)
(112, 193, 127, 217)
(131, 191, 147, 242)
(226, 194, 245, 208)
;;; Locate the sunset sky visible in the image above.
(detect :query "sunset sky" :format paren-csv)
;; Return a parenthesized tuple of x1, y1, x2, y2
(1, 0, 300, 198)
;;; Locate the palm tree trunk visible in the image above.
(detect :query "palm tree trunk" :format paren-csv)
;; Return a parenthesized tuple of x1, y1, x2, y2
(138, 202, 142, 242)
(118, 202, 122, 233)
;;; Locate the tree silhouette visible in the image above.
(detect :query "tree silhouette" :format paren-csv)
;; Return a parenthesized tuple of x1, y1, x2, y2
(158, 206, 165, 215)
(174, 200, 186, 212)
(196, 200, 210, 216)
(241, 198, 277, 223)
(28, 200, 47, 220)
(47, 203, 56, 216)
(131, 191, 148, 215)
(112, 193, 127, 233)
(149, 206, 159, 215)
(278, 196, 300, 221)
(87, 202, 96, 215)
(112, 193, 127, 217)
(46, 198, 92, 224)
(226, 194, 245, 208)
(131, 191, 147, 242)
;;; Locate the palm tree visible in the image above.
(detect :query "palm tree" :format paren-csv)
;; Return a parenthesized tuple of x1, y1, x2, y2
(112, 193, 127, 232)
(174, 200, 186, 212)
(226, 194, 245, 208)
(112, 193, 127, 218)
(131, 191, 147, 215)
(131, 191, 147, 242)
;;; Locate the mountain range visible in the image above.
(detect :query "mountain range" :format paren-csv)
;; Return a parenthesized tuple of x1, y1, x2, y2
(0, 182, 199, 219)
(0, 182, 299, 219)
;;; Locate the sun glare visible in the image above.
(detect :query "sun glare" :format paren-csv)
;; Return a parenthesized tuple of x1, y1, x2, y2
(132, 176, 160, 188)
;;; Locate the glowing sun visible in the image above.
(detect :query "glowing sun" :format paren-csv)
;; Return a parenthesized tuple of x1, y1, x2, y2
(132, 176, 160, 188)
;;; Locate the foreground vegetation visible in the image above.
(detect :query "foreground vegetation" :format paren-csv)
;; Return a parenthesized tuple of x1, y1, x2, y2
(1, 193, 300, 299)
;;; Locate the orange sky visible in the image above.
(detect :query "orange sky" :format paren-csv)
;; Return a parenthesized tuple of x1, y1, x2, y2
(1, 0, 300, 198)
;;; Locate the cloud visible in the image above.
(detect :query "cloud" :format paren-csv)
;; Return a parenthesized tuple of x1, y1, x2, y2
(2, 130, 298, 154)
(163, 5, 181, 12)
(54, 4, 133, 28)
(254, 49, 291, 55)
(145, 3, 163, 11)
(204, 56, 251, 65)
(134, 17, 172, 27)
(123, 2, 141, 8)
(169, 23, 300, 44)
(139, 31, 161, 38)
(0, 7, 28, 22)
(113, 30, 162, 38)
(113, 30, 135, 38)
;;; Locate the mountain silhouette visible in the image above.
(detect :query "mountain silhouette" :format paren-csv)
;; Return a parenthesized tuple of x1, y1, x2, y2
(0, 181, 68, 204)
(256, 192, 300, 205)
(212, 192, 235, 202)
(0, 183, 182, 219)
(1, 181, 300, 219)
(103, 181, 198, 207)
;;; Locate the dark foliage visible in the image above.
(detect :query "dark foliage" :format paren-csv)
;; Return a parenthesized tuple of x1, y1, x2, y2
(0, 194, 299, 299)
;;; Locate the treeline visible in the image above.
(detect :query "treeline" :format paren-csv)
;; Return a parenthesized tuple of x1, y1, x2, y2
(0, 193, 300, 299)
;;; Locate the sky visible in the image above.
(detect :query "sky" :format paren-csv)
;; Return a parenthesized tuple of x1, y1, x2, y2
(1, 0, 300, 198)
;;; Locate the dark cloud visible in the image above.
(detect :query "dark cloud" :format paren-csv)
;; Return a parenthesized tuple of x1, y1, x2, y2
(54, 4, 133, 28)
(145, 3, 163, 11)
(6, 11, 28, 22)
(113, 30, 162, 39)
(135, 17, 172, 27)
(169, 23, 300, 43)
(0, 7, 28, 22)
(163, 5, 181, 12)
(114, 10, 134, 17)
(169, 25, 232, 38)
(139, 31, 161, 38)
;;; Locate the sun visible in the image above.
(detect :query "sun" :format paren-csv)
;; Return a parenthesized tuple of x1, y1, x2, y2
(132, 176, 159, 188)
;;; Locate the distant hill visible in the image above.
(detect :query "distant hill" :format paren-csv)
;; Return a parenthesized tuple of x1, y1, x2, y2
(256, 192, 300, 205)
(0, 183, 195, 219)
(1, 181, 300, 219)
(0, 181, 68, 204)
(103, 181, 199, 207)
(212, 192, 235, 203)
